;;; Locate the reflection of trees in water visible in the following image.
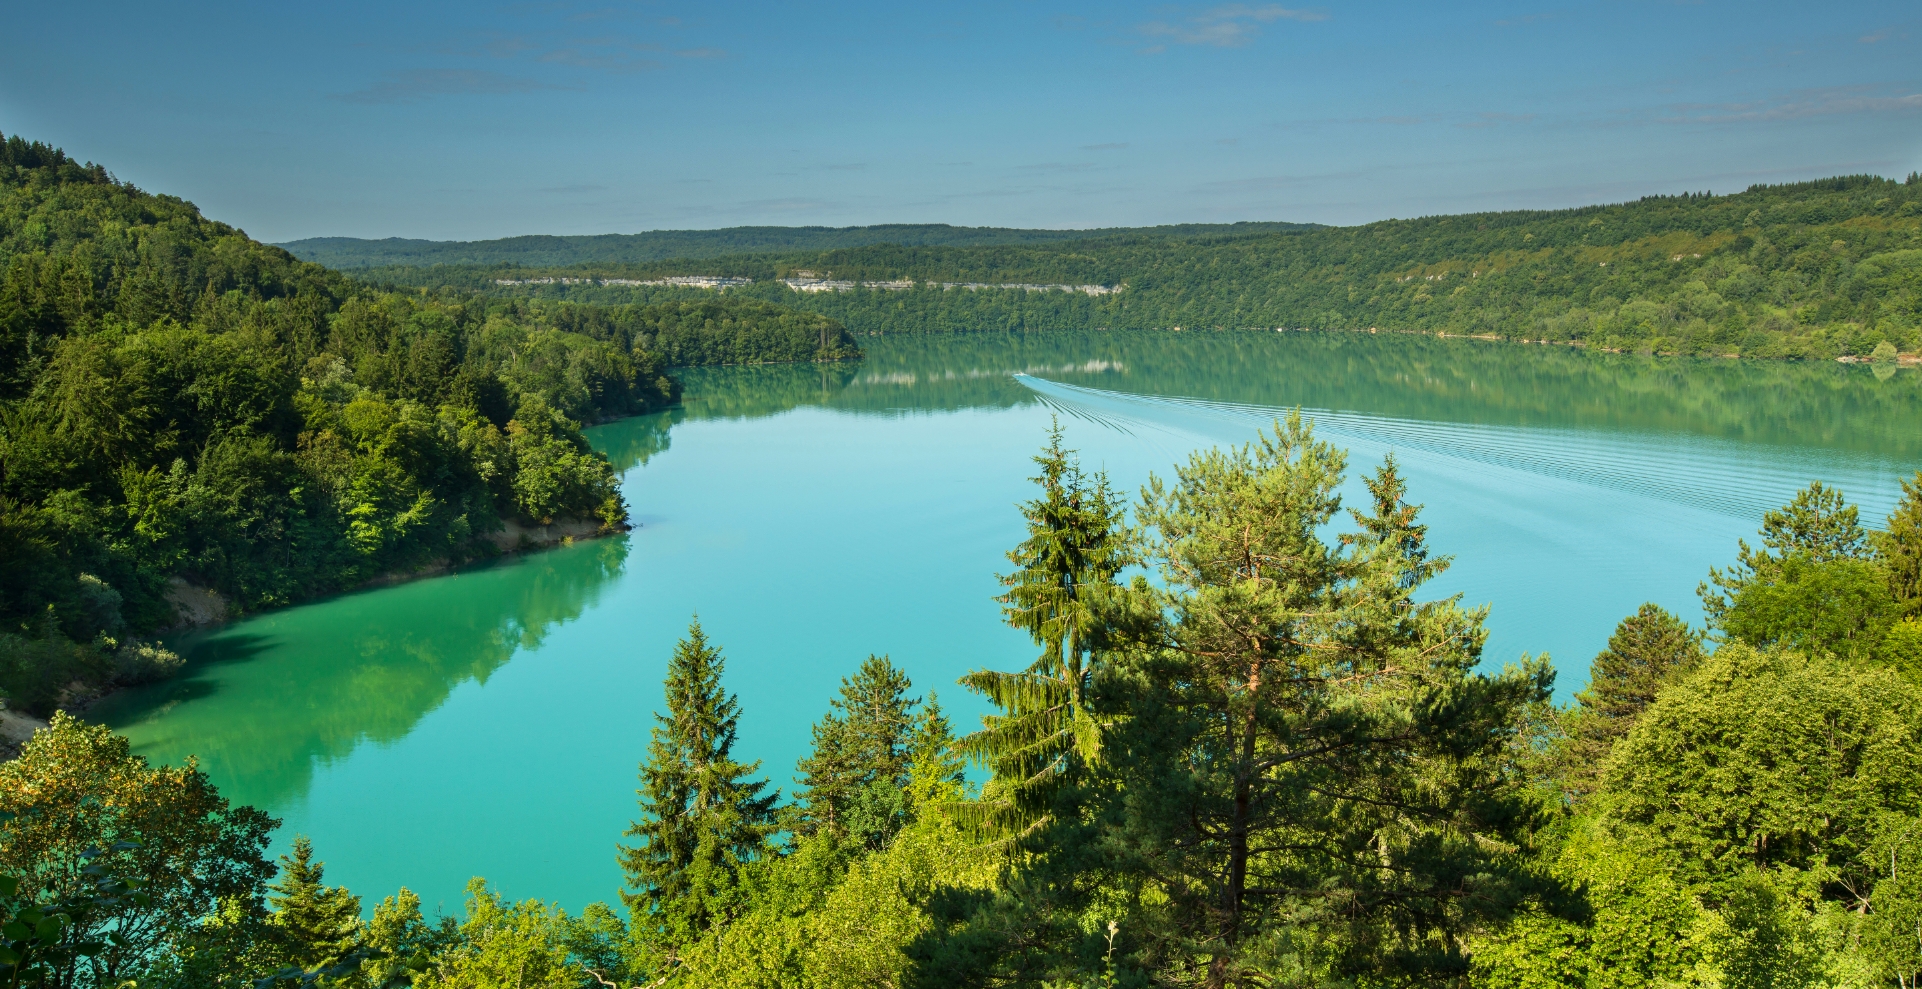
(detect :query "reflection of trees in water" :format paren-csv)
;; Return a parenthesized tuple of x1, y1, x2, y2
(669, 332, 1922, 460)
(102, 537, 630, 810)
(594, 410, 680, 473)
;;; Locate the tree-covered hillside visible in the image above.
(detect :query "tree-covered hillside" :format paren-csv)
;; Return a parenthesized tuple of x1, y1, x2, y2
(280, 221, 1318, 269)
(0, 133, 860, 711)
(382, 174, 1922, 359)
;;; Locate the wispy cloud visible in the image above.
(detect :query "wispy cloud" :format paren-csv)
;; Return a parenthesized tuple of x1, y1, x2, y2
(538, 37, 664, 73)
(540, 183, 606, 194)
(1458, 111, 1537, 129)
(1082, 142, 1130, 151)
(334, 69, 558, 104)
(1859, 28, 1894, 43)
(675, 47, 727, 58)
(1136, 4, 1327, 52)
(1660, 86, 1922, 123)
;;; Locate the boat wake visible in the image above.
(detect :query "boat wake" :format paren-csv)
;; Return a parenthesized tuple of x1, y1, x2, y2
(1014, 374, 1907, 523)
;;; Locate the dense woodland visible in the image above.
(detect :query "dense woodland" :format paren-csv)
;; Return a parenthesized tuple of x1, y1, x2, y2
(4, 419, 1922, 988)
(281, 223, 1319, 270)
(363, 174, 1922, 360)
(0, 133, 860, 712)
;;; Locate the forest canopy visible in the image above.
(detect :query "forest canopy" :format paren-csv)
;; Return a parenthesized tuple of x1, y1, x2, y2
(370, 173, 1922, 359)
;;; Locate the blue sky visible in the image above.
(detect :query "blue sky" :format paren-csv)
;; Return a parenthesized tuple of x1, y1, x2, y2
(3, 1, 1918, 242)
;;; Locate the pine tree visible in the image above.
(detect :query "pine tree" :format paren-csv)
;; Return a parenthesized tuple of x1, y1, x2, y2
(958, 420, 1129, 833)
(267, 835, 364, 972)
(618, 619, 777, 967)
(1106, 413, 1552, 986)
(794, 654, 919, 848)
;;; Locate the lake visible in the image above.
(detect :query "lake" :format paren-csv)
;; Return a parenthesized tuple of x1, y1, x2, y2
(91, 330, 1922, 916)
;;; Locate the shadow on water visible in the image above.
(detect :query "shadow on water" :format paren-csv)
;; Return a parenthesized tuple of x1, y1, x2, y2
(94, 537, 632, 812)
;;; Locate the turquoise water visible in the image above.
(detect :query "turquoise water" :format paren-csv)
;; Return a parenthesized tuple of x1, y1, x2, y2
(93, 331, 1922, 915)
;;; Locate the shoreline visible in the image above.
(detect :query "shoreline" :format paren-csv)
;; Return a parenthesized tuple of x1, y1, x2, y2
(1315, 325, 1921, 363)
(4, 516, 630, 752)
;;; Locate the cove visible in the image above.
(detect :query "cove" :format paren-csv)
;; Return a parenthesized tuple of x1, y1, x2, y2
(91, 330, 1922, 916)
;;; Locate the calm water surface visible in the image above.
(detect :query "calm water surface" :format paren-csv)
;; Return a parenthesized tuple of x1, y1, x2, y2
(93, 331, 1922, 914)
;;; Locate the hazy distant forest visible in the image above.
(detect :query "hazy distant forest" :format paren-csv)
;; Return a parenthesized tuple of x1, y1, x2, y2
(329, 174, 1922, 360)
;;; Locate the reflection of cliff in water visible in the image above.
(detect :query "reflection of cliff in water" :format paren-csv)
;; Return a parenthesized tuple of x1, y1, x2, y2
(95, 537, 630, 811)
(671, 331, 1922, 461)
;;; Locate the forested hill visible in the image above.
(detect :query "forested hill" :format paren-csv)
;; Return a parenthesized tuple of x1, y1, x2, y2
(380, 174, 1922, 359)
(0, 132, 859, 713)
(278, 220, 1319, 269)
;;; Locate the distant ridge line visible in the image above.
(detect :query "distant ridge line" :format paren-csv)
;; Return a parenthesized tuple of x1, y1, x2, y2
(276, 221, 1320, 269)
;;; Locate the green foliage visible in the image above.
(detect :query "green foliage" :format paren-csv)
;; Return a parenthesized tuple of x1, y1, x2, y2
(0, 132, 861, 710)
(618, 620, 779, 972)
(427, 880, 577, 989)
(284, 222, 1315, 269)
(927, 420, 1559, 987)
(1602, 644, 1922, 894)
(266, 837, 363, 973)
(674, 816, 998, 989)
(1876, 472, 1922, 612)
(1721, 554, 1902, 657)
(1703, 481, 1872, 628)
(958, 421, 1128, 836)
(1560, 604, 1706, 795)
(1102, 417, 1554, 983)
(384, 175, 1922, 359)
(0, 835, 153, 989)
(793, 655, 919, 848)
(0, 713, 278, 987)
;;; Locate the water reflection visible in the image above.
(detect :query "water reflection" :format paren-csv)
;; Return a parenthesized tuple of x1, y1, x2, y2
(97, 537, 630, 811)
(673, 332, 1922, 462)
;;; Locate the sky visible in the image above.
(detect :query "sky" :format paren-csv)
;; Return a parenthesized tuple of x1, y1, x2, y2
(3, 0, 1919, 243)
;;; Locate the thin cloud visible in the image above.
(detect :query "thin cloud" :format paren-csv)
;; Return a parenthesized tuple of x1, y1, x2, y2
(1202, 174, 1315, 191)
(1082, 142, 1130, 150)
(1661, 86, 1922, 123)
(1859, 28, 1892, 43)
(1458, 111, 1537, 129)
(1137, 4, 1327, 50)
(675, 47, 727, 58)
(539, 37, 665, 73)
(540, 184, 607, 194)
(333, 69, 557, 104)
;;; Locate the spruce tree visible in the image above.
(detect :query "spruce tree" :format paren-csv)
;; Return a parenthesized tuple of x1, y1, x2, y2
(266, 835, 364, 972)
(906, 692, 967, 805)
(958, 420, 1128, 832)
(794, 654, 919, 847)
(618, 619, 777, 966)
(1562, 603, 1706, 792)
(1876, 472, 1922, 613)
